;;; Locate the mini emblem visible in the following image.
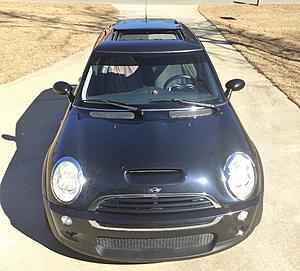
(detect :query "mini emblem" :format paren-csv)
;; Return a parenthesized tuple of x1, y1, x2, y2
(149, 187, 162, 193)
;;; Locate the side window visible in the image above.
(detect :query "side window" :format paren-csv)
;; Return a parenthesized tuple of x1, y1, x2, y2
(94, 24, 113, 48)
(180, 24, 198, 43)
(81, 66, 94, 100)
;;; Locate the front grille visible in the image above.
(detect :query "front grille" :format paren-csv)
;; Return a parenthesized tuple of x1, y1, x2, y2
(95, 194, 216, 214)
(90, 194, 220, 229)
(96, 233, 214, 250)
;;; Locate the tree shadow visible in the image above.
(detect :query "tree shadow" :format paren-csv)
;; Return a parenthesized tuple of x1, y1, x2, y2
(0, 88, 110, 263)
(195, 14, 299, 105)
(220, 27, 300, 63)
(188, 22, 238, 50)
(194, 10, 300, 63)
(0, 5, 119, 34)
(196, 13, 300, 64)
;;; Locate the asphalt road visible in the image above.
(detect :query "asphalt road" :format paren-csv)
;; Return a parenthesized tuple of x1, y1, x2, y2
(0, 3, 299, 271)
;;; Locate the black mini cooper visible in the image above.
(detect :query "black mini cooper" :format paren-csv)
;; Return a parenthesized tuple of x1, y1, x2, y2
(43, 19, 263, 262)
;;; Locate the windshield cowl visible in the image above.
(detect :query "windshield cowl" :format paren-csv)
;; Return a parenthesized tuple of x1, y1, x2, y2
(75, 100, 224, 113)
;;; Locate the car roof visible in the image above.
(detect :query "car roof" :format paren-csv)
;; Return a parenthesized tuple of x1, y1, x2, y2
(113, 18, 181, 31)
(94, 18, 204, 54)
(94, 40, 203, 54)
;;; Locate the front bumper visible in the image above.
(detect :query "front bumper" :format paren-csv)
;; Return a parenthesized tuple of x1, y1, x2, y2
(44, 194, 263, 263)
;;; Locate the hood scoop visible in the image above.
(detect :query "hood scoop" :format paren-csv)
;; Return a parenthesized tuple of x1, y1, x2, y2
(90, 111, 135, 119)
(125, 169, 186, 186)
(169, 108, 212, 119)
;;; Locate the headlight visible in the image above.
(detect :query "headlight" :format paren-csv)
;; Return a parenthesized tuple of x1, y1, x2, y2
(224, 152, 256, 200)
(51, 157, 84, 203)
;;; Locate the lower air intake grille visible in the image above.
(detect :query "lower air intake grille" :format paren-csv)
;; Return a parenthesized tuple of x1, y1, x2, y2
(96, 233, 214, 250)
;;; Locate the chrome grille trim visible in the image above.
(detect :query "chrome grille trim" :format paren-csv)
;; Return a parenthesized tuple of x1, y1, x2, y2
(89, 216, 223, 232)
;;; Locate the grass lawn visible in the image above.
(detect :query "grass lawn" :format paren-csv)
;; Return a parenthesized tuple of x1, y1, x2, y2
(0, 2, 118, 85)
(198, 3, 300, 107)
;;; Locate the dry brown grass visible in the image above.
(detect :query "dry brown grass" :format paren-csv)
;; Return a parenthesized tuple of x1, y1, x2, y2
(0, 2, 119, 84)
(198, 3, 300, 106)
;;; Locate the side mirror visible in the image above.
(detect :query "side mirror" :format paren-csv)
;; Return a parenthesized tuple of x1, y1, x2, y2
(53, 81, 74, 102)
(225, 79, 245, 99)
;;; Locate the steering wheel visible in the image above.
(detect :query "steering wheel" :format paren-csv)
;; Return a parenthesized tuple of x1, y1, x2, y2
(163, 75, 195, 91)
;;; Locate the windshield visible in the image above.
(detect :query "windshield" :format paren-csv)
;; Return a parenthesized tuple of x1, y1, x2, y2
(80, 51, 224, 106)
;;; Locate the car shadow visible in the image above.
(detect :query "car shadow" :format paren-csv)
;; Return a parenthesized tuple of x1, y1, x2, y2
(0, 88, 111, 263)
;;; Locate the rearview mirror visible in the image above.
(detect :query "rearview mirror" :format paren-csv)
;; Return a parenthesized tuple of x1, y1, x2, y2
(225, 79, 245, 99)
(53, 81, 74, 102)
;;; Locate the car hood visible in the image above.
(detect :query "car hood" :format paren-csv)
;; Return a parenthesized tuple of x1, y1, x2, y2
(50, 104, 258, 208)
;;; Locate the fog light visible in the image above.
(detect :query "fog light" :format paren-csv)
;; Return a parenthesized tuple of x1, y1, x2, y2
(238, 211, 248, 221)
(61, 215, 73, 226)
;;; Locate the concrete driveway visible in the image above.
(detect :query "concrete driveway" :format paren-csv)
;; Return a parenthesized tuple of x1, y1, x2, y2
(0, 3, 299, 271)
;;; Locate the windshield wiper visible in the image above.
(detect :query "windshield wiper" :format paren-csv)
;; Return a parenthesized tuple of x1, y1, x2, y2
(82, 99, 144, 117)
(151, 99, 220, 112)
